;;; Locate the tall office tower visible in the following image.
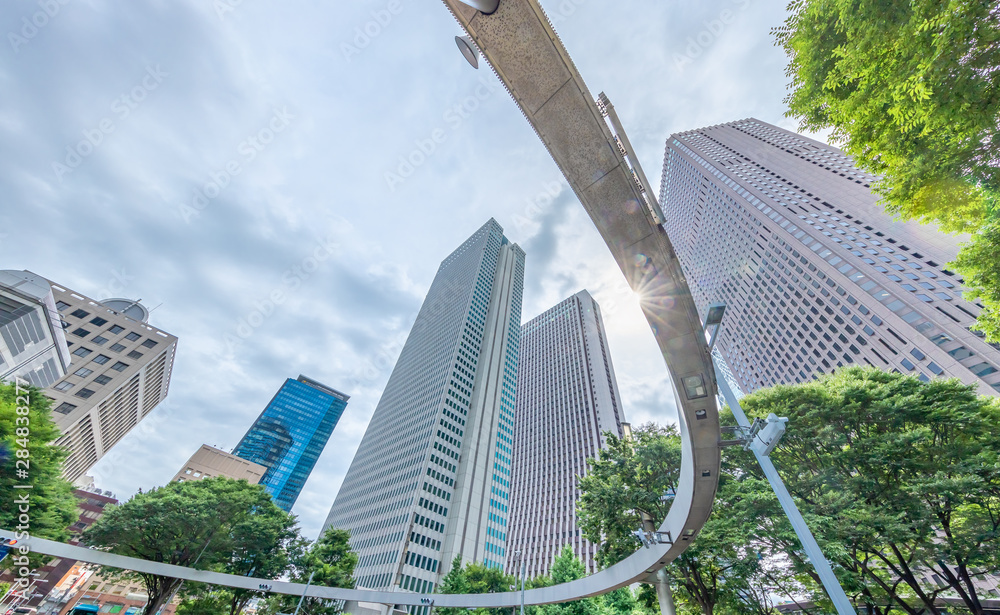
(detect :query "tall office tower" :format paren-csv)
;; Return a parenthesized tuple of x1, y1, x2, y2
(505, 290, 625, 578)
(659, 118, 1000, 397)
(172, 444, 267, 484)
(0, 270, 71, 388)
(44, 283, 177, 482)
(232, 375, 350, 512)
(323, 219, 525, 594)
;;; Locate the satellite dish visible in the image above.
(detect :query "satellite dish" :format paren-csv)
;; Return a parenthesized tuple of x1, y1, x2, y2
(455, 35, 479, 69)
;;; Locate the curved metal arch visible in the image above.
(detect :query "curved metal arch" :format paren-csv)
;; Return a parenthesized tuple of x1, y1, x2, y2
(0, 0, 721, 609)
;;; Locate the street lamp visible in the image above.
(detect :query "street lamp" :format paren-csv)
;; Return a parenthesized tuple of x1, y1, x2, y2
(454, 0, 500, 14)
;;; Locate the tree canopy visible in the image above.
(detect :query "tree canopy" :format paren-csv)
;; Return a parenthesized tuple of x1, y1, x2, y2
(578, 423, 796, 615)
(775, 0, 1000, 339)
(741, 366, 1000, 615)
(0, 380, 77, 547)
(257, 527, 359, 615)
(83, 477, 299, 615)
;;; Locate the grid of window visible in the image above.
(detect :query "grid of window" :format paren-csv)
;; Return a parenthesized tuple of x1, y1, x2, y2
(232, 377, 349, 512)
(323, 220, 524, 598)
(658, 119, 1000, 395)
(506, 291, 624, 578)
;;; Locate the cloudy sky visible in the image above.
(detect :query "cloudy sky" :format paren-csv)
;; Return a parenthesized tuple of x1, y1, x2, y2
(1, 0, 812, 539)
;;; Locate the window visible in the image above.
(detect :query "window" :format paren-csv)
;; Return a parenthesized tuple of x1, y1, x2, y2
(111, 361, 128, 372)
(54, 381, 74, 391)
(109, 325, 125, 335)
(72, 347, 92, 357)
(56, 300, 71, 311)
(70, 309, 89, 319)
(910, 349, 926, 361)
(90, 317, 108, 326)
(124, 332, 141, 342)
(92, 335, 109, 346)
(928, 362, 943, 375)
(72, 327, 91, 337)
(74, 367, 93, 377)
(74, 388, 96, 399)
(930, 334, 952, 345)
(947, 347, 974, 360)
(127, 350, 143, 359)
(141, 339, 158, 349)
(92, 354, 111, 365)
(110, 343, 126, 352)
(94, 374, 112, 385)
(54, 402, 76, 414)
(969, 362, 998, 377)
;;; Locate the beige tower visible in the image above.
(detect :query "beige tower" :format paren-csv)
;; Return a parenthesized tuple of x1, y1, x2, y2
(43, 280, 177, 481)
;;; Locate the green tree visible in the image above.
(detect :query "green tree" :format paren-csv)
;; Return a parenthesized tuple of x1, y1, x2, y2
(741, 366, 1000, 615)
(176, 590, 234, 615)
(578, 424, 808, 615)
(84, 477, 297, 615)
(952, 220, 1000, 341)
(538, 546, 601, 615)
(775, 0, 1000, 339)
(259, 527, 359, 615)
(0, 380, 77, 549)
(437, 556, 516, 615)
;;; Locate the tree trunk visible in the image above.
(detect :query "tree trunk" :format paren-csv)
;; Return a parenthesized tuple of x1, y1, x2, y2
(142, 577, 183, 615)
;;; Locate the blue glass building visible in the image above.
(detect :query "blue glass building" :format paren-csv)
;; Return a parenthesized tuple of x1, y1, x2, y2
(233, 375, 349, 512)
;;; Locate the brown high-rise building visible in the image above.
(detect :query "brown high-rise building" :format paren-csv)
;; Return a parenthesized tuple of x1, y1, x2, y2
(659, 119, 1000, 396)
(171, 444, 267, 484)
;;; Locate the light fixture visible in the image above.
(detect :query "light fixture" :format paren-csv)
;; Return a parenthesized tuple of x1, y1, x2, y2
(454, 0, 500, 14)
(455, 35, 480, 69)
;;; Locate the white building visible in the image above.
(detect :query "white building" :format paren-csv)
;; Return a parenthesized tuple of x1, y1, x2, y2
(0, 270, 72, 388)
(323, 219, 524, 597)
(505, 290, 626, 577)
(43, 282, 177, 481)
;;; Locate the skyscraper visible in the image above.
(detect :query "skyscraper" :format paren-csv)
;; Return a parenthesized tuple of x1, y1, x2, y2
(232, 375, 349, 512)
(0, 270, 71, 388)
(658, 118, 1000, 396)
(42, 283, 178, 482)
(323, 219, 524, 594)
(505, 290, 625, 578)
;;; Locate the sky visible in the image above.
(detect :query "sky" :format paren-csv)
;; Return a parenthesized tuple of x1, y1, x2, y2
(1, 0, 815, 540)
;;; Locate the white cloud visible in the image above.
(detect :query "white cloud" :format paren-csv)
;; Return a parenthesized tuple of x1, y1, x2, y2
(1, 0, 792, 539)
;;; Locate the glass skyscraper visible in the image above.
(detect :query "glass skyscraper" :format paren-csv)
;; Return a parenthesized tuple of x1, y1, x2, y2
(233, 375, 350, 512)
(323, 219, 524, 595)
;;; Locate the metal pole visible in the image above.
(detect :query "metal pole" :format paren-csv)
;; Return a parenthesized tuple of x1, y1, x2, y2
(653, 569, 676, 615)
(293, 571, 315, 615)
(519, 553, 526, 615)
(714, 356, 856, 615)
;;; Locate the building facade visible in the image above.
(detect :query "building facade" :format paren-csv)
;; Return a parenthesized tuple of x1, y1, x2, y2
(4, 485, 118, 612)
(172, 444, 267, 484)
(505, 290, 625, 578)
(659, 118, 1000, 397)
(0, 270, 71, 388)
(43, 285, 177, 482)
(233, 375, 349, 512)
(323, 219, 525, 596)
